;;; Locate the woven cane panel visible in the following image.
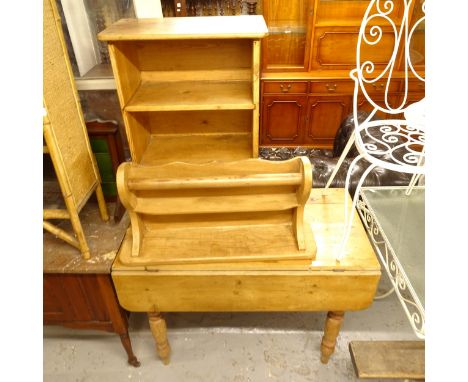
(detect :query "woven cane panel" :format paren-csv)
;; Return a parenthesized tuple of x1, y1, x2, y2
(43, 0, 97, 207)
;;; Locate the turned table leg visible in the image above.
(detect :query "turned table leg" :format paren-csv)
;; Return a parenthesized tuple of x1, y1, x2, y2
(119, 333, 141, 367)
(320, 311, 345, 364)
(148, 312, 171, 365)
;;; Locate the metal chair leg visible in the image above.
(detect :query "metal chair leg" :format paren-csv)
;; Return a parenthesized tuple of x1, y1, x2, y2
(337, 162, 377, 261)
(325, 131, 356, 189)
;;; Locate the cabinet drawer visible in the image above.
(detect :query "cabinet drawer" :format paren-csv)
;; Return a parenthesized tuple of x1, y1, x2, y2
(263, 81, 308, 94)
(363, 79, 401, 94)
(405, 80, 425, 93)
(310, 80, 400, 94)
(310, 81, 355, 94)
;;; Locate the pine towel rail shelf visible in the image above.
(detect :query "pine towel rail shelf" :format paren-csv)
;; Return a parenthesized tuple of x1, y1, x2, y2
(116, 157, 316, 266)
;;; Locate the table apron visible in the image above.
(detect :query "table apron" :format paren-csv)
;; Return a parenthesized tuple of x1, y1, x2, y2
(112, 272, 380, 312)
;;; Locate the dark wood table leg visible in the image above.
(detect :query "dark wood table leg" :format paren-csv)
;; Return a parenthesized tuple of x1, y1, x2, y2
(113, 195, 126, 223)
(119, 332, 140, 367)
(97, 276, 140, 367)
(320, 311, 345, 364)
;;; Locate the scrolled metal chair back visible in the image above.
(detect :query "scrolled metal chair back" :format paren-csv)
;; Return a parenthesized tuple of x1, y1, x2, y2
(353, 0, 425, 122)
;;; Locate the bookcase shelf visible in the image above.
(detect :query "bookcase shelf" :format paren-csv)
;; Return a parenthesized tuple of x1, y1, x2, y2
(140, 133, 252, 165)
(125, 80, 254, 112)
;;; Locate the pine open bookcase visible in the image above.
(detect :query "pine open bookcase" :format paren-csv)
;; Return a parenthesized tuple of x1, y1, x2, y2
(98, 16, 268, 164)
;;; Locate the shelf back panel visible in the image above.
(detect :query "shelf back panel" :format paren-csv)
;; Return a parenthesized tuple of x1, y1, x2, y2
(136, 39, 252, 72)
(147, 110, 252, 135)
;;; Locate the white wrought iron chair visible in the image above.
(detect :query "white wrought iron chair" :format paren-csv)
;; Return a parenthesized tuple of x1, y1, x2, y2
(324, 0, 426, 261)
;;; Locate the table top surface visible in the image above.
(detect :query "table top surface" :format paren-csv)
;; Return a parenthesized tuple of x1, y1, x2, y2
(98, 16, 268, 41)
(113, 188, 380, 274)
(43, 201, 130, 274)
(360, 186, 425, 305)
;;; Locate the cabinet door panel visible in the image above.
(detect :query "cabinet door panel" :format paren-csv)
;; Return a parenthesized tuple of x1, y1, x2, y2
(314, 0, 404, 26)
(43, 275, 69, 323)
(43, 274, 111, 324)
(262, 0, 314, 71)
(311, 27, 396, 70)
(261, 95, 307, 145)
(305, 96, 351, 148)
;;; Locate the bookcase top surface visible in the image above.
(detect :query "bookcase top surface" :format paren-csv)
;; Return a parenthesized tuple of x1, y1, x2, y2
(98, 15, 268, 41)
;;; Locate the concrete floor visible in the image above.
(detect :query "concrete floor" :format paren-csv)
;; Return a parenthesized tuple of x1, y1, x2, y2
(43, 274, 420, 382)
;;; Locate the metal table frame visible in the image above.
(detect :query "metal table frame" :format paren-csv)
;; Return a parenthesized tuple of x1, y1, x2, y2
(356, 186, 425, 339)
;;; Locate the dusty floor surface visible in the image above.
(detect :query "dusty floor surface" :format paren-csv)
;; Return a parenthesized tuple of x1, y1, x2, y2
(43, 274, 421, 382)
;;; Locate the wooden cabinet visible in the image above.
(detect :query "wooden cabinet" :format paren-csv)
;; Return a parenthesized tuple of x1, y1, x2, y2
(261, 80, 353, 147)
(260, 0, 425, 149)
(99, 16, 268, 162)
(43, 201, 140, 366)
(44, 273, 139, 367)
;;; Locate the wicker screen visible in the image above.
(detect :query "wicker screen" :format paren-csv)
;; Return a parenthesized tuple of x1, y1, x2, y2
(43, 0, 98, 209)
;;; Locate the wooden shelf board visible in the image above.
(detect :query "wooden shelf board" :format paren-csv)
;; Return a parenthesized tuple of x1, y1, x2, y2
(349, 341, 425, 380)
(118, 223, 315, 266)
(98, 16, 268, 41)
(125, 80, 254, 112)
(140, 133, 252, 165)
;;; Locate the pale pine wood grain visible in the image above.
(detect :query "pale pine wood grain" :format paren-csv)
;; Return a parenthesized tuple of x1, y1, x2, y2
(116, 157, 315, 264)
(121, 111, 151, 163)
(252, 39, 261, 157)
(125, 80, 254, 112)
(146, 110, 251, 135)
(113, 188, 380, 271)
(127, 173, 302, 190)
(112, 188, 380, 314)
(135, 39, 252, 72)
(293, 157, 312, 250)
(148, 313, 171, 365)
(98, 16, 268, 41)
(102, 15, 266, 161)
(321, 311, 345, 364)
(119, 223, 315, 265)
(134, 193, 299, 215)
(108, 43, 141, 108)
(141, 69, 251, 82)
(112, 271, 379, 312)
(139, 134, 252, 165)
